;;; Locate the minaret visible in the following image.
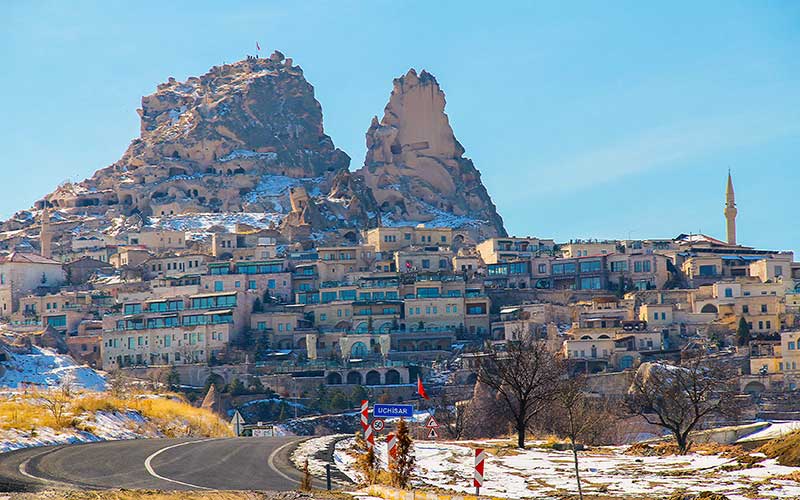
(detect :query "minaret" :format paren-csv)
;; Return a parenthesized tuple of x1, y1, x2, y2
(724, 171, 737, 245)
(40, 206, 53, 259)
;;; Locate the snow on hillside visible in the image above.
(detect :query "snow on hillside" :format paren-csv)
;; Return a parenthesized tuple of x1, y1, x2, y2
(380, 200, 486, 230)
(0, 410, 151, 453)
(333, 437, 800, 499)
(148, 212, 284, 238)
(0, 346, 106, 391)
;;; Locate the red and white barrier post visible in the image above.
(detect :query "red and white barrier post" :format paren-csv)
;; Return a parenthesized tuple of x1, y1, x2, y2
(360, 400, 369, 432)
(361, 400, 374, 450)
(386, 432, 397, 465)
(474, 448, 486, 496)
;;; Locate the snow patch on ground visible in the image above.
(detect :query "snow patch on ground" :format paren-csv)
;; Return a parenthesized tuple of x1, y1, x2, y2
(0, 346, 106, 391)
(736, 421, 800, 443)
(334, 438, 800, 499)
(292, 434, 349, 476)
(0, 410, 157, 454)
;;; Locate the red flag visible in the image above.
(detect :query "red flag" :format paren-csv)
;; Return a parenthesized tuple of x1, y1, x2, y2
(417, 375, 429, 400)
(256, 42, 261, 51)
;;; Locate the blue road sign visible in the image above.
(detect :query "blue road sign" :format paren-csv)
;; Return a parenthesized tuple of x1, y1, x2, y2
(373, 404, 414, 418)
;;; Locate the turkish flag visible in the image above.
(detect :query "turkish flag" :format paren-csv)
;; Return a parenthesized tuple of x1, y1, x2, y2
(417, 375, 429, 400)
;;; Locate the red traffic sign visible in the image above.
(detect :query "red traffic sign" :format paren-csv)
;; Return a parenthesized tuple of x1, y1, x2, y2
(427, 428, 438, 439)
(371, 418, 385, 432)
(425, 415, 440, 429)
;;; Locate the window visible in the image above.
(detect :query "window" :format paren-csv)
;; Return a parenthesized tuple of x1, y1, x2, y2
(724, 288, 733, 298)
(439, 259, 448, 269)
(538, 263, 547, 273)
(661, 312, 666, 320)
(761, 304, 768, 313)
(579, 261, 601, 273)
(775, 265, 783, 277)
(580, 277, 601, 290)
(248, 280, 257, 290)
(422, 259, 430, 269)
(257, 322, 266, 330)
(789, 341, 796, 350)
(268, 279, 276, 289)
(234, 281, 241, 288)
(610, 261, 627, 272)
(404, 233, 411, 240)
(319, 313, 327, 322)
(654, 312, 659, 320)
(214, 281, 223, 292)
(698, 265, 717, 276)
(123, 303, 142, 315)
(742, 305, 749, 314)
(766, 320, 771, 330)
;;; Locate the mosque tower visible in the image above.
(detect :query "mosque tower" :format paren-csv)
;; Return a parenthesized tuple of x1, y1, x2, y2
(724, 171, 737, 245)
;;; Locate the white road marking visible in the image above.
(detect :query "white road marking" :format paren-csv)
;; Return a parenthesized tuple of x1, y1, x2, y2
(144, 439, 216, 490)
(267, 439, 301, 485)
(17, 450, 73, 488)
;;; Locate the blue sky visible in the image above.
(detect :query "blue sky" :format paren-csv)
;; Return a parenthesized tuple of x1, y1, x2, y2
(2, 1, 799, 253)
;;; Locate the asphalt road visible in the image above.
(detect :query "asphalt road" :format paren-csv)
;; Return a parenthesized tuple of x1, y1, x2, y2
(0, 437, 305, 492)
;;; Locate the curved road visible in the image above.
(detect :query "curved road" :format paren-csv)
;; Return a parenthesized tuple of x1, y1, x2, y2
(0, 437, 305, 492)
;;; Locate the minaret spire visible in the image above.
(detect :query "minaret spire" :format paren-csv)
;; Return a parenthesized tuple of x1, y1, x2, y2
(40, 205, 53, 259)
(724, 170, 737, 245)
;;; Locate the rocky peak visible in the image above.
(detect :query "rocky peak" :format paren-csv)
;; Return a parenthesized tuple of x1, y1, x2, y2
(41, 51, 350, 219)
(357, 68, 506, 240)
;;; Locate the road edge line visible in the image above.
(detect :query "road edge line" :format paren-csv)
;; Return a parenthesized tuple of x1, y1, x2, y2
(144, 439, 216, 490)
(267, 439, 302, 486)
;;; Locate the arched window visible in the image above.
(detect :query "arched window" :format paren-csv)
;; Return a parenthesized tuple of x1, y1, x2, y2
(350, 342, 368, 358)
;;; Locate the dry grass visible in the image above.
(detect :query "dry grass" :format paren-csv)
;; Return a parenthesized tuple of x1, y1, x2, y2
(759, 429, 800, 467)
(625, 441, 748, 458)
(0, 391, 232, 438)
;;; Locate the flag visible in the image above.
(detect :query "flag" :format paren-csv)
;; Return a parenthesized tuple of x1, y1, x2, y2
(256, 42, 261, 51)
(417, 375, 429, 400)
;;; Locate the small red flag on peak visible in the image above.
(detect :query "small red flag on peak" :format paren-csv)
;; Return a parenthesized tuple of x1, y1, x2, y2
(417, 375, 429, 400)
(256, 42, 261, 51)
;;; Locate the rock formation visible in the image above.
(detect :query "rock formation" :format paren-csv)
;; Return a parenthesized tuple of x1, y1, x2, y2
(2, 55, 507, 246)
(3, 51, 380, 245)
(356, 69, 506, 240)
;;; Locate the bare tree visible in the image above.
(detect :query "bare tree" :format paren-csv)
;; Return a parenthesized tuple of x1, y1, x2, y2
(39, 375, 74, 428)
(624, 355, 738, 454)
(546, 375, 610, 500)
(475, 337, 563, 449)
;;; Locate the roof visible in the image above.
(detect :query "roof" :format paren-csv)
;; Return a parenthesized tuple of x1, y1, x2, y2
(674, 233, 731, 246)
(0, 252, 62, 265)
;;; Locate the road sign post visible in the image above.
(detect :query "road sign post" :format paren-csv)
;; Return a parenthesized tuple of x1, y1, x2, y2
(231, 410, 245, 437)
(326, 463, 332, 491)
(474, 448, 486, 496)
